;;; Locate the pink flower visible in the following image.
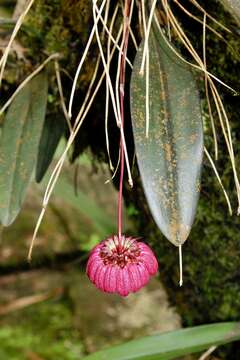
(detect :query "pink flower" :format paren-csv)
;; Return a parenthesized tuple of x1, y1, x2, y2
(86, 235, 158, 296)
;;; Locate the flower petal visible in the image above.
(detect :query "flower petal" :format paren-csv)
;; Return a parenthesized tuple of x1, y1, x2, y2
(117, 267, 130, 296)
(127, 263, 143, 292)
(87, 258, 102, 281)
(137, 262, 150, 286)
(103, 265, 112, 292)
(96, 265, 108, 291)
(139, 243, 158, 275)
(86, 235, 158, 296)
(107, 265, 118, 293)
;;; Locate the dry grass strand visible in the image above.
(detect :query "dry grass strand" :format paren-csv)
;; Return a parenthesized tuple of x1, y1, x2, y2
(0, 0, 35, 88)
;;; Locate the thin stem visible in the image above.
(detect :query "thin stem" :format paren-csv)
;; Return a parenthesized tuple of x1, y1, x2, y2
(188, 0, 231, 33)
(105, 4, 120, 172)
(118, 0, 131, 239)
(0, 0, 36, 88)
(68, 0, 107, 118)
(202, 13, 218, 161)
(140, 0, 157, 74)
(0, 53, 60, 116)
(175, 0, 226, 41)
(118, 93, 125, 239)
(54, 60, 72, 132)
(179, 245, 183, 286)
(204, 147, 232, 215)
(28, 20, 124, 261)
(93, 0, 133, 186)
(198, 345, 217, 360)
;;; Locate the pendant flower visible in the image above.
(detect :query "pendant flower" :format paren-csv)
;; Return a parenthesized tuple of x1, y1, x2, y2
(86, 235, 158, 296)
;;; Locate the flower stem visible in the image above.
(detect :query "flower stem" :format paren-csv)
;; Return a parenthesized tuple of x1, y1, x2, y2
(118, 0, 131, 240)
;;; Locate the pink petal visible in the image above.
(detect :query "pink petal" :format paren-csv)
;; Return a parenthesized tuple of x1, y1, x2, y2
(139, 242, 157, 257)
(137, 262, 150, 286)
(103, 266, 112, 292)
(127, 263, 142, 292)
(139, 248, 158, 275)
(117, 267, 130, 297)
(89, 243, 101, 256)
(86, 235, 159, 296)
(96, 265, 108, 291)
(86, 255, 100, 273)
(86, 253, 101, 271)
(107, 265, 118, 293)
(87, 258, 102, 281)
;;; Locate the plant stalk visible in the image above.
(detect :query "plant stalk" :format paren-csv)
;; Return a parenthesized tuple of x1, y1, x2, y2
(118, 0, 131, 240)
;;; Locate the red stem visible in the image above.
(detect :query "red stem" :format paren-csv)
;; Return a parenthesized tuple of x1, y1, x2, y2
(118, 93, 125, 240)
(118, 0, 131, 240)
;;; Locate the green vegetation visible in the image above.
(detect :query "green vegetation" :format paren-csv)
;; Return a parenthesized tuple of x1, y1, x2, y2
(0, 301, 84, 360)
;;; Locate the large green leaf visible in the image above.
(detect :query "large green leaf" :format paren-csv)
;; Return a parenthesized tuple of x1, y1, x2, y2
(130, 21, 203, 246)
(83, 322, 240, 360)
(0, 71, 48, 226)
(219, 0, 240, 26)
(36, 114, 66, 183)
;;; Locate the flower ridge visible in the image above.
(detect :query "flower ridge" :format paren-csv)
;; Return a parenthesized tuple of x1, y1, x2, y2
(87, 235, 158, 296)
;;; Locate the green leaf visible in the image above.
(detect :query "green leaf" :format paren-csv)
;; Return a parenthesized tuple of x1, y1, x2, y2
(130, 21, 203, 246)
(83, 322, 240, 360)
(36, 114, 66, 183)
(0, 71, 48, 226)
(218, 0, 240, 26)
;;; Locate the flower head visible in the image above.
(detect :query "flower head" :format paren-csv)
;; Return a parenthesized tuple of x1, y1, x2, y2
(86, 235, 158, 296)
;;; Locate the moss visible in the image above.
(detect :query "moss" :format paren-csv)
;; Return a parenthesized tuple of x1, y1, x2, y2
(21, 0, 92, 71)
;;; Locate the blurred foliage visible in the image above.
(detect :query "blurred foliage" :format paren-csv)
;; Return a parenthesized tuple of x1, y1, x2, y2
(0, 301, 84, 360)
